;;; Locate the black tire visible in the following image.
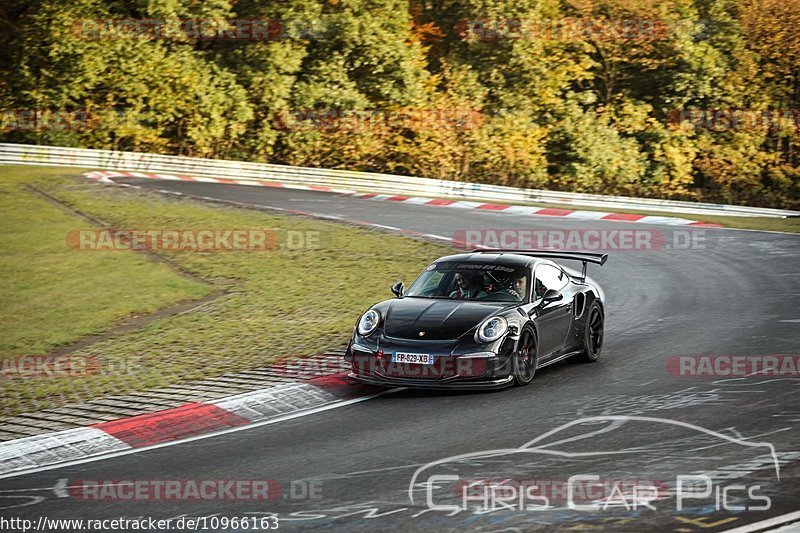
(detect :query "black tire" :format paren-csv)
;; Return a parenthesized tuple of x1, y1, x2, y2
(513, 329, 538, 386)
(576, 301, 604, 363)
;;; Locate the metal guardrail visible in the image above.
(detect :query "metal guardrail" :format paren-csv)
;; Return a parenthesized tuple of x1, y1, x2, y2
(1, 142, 797, 218)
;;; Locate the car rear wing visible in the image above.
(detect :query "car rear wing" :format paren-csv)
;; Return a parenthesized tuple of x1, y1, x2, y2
(472, 249, 608, 282)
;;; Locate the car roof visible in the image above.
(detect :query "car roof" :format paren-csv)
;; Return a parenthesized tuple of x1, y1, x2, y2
(433, 252, 549, 269)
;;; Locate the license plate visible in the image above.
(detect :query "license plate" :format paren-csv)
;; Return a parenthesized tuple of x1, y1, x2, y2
(392, 352, 434, 365)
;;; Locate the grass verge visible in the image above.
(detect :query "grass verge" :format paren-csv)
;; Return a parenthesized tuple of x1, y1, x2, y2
(0, 166, 210, 356)
(0, 166, 450, 416)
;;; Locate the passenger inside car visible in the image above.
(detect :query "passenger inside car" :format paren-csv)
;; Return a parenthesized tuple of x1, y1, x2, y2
(449, 271, 487, 299)
(511, 273, 527, 300)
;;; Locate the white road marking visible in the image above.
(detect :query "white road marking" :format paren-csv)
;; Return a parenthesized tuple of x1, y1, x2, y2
(0, 388, 401, 481)
(722, 509, 800, 532)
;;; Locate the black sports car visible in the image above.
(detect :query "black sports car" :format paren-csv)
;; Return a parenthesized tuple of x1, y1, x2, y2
(344, 250, 607, 389)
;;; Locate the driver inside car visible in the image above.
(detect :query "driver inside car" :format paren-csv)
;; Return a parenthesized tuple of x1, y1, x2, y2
(510, 273, 527, 300)
(449, 271, 487, 299)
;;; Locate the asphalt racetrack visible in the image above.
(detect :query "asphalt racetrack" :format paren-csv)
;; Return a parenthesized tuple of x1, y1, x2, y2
(2, 178, 799, 532)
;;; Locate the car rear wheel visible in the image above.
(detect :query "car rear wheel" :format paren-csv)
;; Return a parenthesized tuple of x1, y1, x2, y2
(576, 301, 604, 363)
(513, 329, 537, 386)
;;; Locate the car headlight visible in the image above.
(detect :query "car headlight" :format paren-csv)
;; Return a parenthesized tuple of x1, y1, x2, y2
(357, 309, 381, 336)
(475, 316, 508, 343)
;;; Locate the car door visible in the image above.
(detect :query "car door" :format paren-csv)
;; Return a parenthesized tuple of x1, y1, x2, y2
(533, 263, 574, 358)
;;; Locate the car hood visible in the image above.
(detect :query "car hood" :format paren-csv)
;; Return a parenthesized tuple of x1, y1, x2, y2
(381, 298, 510, 341)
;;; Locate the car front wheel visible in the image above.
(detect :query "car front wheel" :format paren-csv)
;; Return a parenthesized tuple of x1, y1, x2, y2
(513, 329, 538, 385)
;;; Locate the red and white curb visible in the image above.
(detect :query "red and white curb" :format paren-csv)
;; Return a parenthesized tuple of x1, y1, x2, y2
(0, 370, 384, 479)
(83, 170, 723, 228)
(348, 192, 723, 227)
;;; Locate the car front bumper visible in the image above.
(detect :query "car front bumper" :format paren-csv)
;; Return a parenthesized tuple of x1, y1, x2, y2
(346, 372, 514, 390)
(344, 331, 517, 390)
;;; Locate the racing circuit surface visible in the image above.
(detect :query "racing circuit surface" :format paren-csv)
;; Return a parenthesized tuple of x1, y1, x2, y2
(3, 179, 800, 532)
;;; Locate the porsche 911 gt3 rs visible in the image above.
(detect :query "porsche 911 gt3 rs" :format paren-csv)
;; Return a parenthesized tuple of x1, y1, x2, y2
(344, 249, 607, 389)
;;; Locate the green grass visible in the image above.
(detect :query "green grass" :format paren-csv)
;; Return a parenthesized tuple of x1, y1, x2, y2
(0, 165, 451, 415)
(0, 167, 210, 355)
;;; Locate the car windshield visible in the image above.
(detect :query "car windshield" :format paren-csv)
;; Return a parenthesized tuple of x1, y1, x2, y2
(405, 262, 530, 302)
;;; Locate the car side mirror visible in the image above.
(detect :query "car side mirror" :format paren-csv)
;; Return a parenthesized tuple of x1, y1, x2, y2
(541, 289, 563, 304)
(391, 281, 405, 298)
